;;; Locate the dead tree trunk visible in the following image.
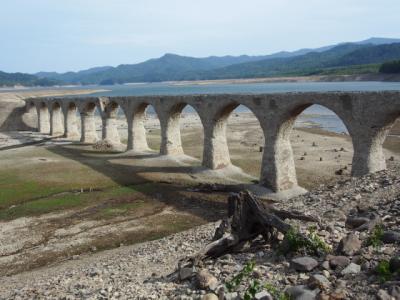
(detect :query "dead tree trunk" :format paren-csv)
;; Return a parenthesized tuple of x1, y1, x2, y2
(180, 191, 318, 268)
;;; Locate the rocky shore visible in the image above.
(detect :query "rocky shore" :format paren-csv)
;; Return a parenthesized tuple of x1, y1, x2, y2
(1, 161, 399, 299)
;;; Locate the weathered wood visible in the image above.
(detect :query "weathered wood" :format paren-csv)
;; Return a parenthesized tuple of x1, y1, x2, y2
(178, 190, 317, 271)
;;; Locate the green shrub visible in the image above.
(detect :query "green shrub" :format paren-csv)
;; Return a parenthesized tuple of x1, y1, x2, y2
(367, 225, 384, 248)
(376, 260, 392, 282)
(282, 226, 331, 255)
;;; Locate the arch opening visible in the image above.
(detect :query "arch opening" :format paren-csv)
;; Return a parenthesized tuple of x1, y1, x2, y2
(285, 104, 354, 190)
(169, 103, 204, 160)
(226, 104, 264, 179)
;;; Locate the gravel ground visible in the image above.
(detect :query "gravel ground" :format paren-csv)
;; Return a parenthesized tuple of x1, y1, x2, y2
(1, 162, 400, 300)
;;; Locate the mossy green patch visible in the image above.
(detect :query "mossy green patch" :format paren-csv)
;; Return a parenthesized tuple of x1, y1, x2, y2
(0, 185, 140, 220)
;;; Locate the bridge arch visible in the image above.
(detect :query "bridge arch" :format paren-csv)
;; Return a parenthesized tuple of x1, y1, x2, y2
(160, 102, 205, 157)
(260, 101, 354, 192)
(202, 101, 264, 171)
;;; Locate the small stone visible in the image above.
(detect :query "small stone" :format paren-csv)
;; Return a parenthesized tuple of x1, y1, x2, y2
(382, 231, 400, 244)
(321, 261, 330, 270)
(328, 256, 350, 268)
(202, 293, 218, 300)
(224, 292, 239, 300)
(291, 257, 319, 272)
(337, 233, 361, 256)
(319, 157, 323, 161)
(254, 290, 273, 300)
(308, 274, 331, 290)
(196, 269, 219, 290)
(322, 270, 330, 278)
(286, 285, 319, 300)
(340, 263, 361, 275)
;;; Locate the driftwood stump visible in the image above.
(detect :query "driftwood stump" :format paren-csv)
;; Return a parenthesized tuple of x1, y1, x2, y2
(179, 190, 318, 269)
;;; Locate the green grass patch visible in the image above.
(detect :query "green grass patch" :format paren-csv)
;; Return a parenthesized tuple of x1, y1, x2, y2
(0, 172, 65, 209)
(0, 185, 140, 220)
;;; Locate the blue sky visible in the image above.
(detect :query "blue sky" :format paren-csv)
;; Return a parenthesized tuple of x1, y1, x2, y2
(1, 0, 399, 73)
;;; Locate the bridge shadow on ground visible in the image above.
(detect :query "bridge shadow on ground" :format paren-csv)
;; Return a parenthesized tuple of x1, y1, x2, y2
(45, 142, 232, 222)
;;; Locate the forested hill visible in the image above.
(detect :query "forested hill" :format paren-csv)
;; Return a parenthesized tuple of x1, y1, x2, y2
(2, 37, 400, 87)
(196, 43, 400, 79)
(0, 71, 58, 87)
(36, 41, 400, 85)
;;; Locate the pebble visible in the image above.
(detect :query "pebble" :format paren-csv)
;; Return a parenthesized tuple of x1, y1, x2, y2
(291, 257, 319, 272)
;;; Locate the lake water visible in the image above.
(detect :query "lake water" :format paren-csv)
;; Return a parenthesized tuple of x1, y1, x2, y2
(16, 81, 400, 134)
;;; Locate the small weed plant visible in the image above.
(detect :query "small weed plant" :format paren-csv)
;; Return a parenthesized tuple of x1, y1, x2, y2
(226, 260, 291, 300)
(376, 260, 392, 282)
(367, 225, 384, 248)
(282, 226, 331, 255)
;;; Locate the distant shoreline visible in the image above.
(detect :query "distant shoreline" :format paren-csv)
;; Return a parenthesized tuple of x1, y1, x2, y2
(2, 73, 400, 90)
(166, 73, 400, 86)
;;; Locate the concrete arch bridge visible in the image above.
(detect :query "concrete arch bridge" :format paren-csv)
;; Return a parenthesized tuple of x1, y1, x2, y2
(25, 92, 400, 198)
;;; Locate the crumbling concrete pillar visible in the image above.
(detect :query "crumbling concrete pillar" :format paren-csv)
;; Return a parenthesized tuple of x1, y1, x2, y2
(49, 105, 64, 136)
(259, 128, 298, 192)
(126, 113, 149, 151)
(80, 112, 97, 143)
(101, 115, 120, 144)
(37, 103, 50, 134)
(159, 112, 184, 155)
(202, 119, 231, 169)
(351, 126, 390, 176)
(63, 104, 80, 139)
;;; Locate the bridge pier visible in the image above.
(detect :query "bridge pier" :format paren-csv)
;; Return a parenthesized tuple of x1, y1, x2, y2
(36, 103, 50, 134)
(202, 120, 231, 169)
(351, 124, 392, 176)
(49, 104, 64, 136)
(259, 128, 298, 192)
(101, 116, 120, 145)
(80, 112, 97, 143)
(63, 104, 80, 139)
(159, 113, 184, 155)
(124, 103, 150, 152)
